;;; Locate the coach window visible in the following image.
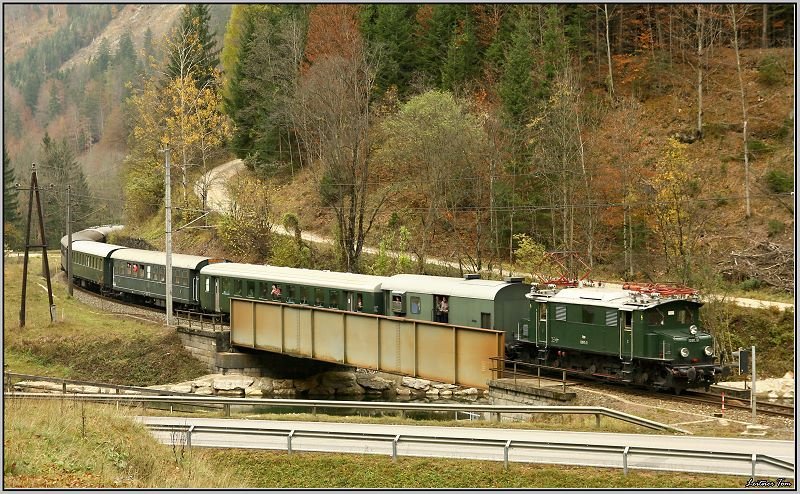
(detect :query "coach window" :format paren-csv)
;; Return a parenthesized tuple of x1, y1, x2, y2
(247, 281, 255, 298)
(259, 283, 269, 300)
(146, 266, 151, 280)
(330, 290, 339, 308)
(410, 296, 421, 315)
(205, 278, 210, 293)
(287, 285, 296, 303)
(222, 278, 230, 295)
(356, 293, 363, 312)
(314, 288, 323, 306)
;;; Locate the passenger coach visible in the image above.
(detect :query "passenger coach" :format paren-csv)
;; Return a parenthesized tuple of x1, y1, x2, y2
(380, 274, 530, 334)
(67, 240, 126, 291)
(110, 249, 224, 308)
(199, 263, 386, 315)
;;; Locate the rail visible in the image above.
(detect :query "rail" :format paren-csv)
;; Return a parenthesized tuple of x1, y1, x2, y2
(5, 390, 688, 433)
(174, 310, 226, 332)
(140, 421, 794, 478)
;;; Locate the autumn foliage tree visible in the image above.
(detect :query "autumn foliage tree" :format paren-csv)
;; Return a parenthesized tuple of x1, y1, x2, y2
(294, 4, 384, 273)
(376, 90, 487, 271)
(647, 138, 704, 284)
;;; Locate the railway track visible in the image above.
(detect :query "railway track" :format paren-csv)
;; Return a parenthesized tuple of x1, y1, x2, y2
(682, 390, 795, 418)
(501, 361, 794, 419)
(71, 281, 169, 322)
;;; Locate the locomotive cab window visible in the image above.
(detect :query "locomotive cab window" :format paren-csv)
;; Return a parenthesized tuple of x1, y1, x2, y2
(646, 310, 664, 326)
(676, 308, 693, 324)
(538, 303, 547, 321)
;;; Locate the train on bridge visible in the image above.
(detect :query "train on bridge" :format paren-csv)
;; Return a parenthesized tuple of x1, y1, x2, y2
(61, 227, 728, 393)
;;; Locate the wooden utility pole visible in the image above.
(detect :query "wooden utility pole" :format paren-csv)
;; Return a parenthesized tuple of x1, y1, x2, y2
(66, 185, 73, 296)
(19, 164, 56, 327)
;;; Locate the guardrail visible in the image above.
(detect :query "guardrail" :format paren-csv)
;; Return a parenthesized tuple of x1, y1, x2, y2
(5, 391, 688, 433)
(491, 357, 571, 391)
(141, 421, 794, 478)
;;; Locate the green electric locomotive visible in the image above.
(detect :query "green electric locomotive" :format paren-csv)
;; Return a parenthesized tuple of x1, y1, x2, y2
(511, 283, 729, 392)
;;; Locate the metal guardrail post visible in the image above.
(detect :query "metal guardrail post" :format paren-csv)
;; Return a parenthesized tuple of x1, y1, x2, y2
(223, 404, 230, 417)
(513, 362, 517, 384)
(537, 366, 541, 388)
(504, 440, 512, 470)
(288, 430, 295, 455)
(623, 446, 630, 475)
(62, 381, 67, 394)
(562, 370, 566, 393)
(595, 414, 601, 428)
(752, 453, 756, 478)
(187, 424, 195, 448)
(392, 435, 400, 462)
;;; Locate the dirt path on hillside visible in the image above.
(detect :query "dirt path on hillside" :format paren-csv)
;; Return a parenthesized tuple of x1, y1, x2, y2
(198, 160, 794, 312)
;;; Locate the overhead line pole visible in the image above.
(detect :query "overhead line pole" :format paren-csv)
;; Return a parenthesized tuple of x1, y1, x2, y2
(66, 185, 73, 297)
(18, 164, 56, 327)
(162, 148, 173, 327)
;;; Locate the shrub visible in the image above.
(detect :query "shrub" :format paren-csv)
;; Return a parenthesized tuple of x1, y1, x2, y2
(739, 278, 761, 291)
(764, 169, 793, 194)
(767, 219, 786, 237)
(757, 55, 786, 86)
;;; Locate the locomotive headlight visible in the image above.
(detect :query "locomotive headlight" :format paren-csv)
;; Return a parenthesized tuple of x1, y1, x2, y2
(704, 346, 714, 356)
(680, 347, 690, 358)
(689, 325, 698, 335)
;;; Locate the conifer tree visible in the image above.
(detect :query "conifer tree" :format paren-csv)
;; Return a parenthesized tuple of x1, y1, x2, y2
(499, 14, 535, 125)
(38, 134, 94, 246)
(167, 4, 219, 89)
(360, 4, 416, 96)
(441, 13, 479, 91)
(3, 147, 19, 227)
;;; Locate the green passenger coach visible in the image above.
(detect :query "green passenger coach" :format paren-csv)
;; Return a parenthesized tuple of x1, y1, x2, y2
(379, 274, 531, 334)
(69, 240, 125, 290)
(110, 249, 222, 307)
(199, 263, 386, 315)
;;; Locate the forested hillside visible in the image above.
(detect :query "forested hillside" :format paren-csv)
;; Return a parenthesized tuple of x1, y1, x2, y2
(3, 4, 794, 294)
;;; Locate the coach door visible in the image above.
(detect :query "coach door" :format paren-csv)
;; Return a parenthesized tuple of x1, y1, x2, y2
(214, 279, 220, 312)
(619, 310, 633, 360)
(536, 302, 548, 347)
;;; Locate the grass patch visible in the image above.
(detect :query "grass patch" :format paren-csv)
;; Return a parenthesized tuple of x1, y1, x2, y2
(3, 254, 207, 384)
(3, 399, 239, 488)
(209, 449, 741, 488)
